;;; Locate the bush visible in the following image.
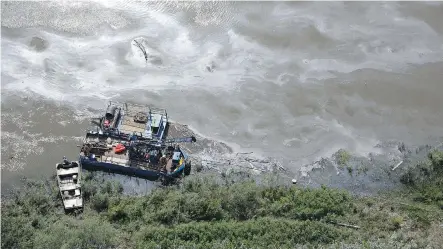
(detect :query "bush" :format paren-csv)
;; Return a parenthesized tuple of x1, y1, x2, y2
(182, 192, 224, 221)
(399, 150, 443, 208)
(91, 193, 109, 212)
(334, 149, 350, 168)
(33, 217, 118, 249)
(223, 181, 261, 221)
(428, 150, 443, 171)
(262, 186, 351, 221)
(390, 216, 403, 230)
(135, 218, 349, 249)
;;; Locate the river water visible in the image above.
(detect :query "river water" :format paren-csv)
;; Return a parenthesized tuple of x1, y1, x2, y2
(2, 1, 443, 191)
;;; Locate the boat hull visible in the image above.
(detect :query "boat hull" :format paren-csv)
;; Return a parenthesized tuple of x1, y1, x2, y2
(79, 156, 187, 181)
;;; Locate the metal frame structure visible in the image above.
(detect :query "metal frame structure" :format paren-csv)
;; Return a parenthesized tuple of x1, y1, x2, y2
(96, 101, 169, 141)
(77, 101, 193, 182)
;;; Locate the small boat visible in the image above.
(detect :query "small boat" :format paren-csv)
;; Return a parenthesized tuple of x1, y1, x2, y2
(56, 157, 83, 210)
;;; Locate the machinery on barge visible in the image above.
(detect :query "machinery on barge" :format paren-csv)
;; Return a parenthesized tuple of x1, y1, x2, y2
(79, 101, 196, 182)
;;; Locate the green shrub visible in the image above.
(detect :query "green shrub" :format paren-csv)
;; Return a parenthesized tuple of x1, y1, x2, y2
(182, 192, 224, 221)
(399, 149, 443, 208)
(1, 213, 36, 249)
(91, 193, 109, 212)
(347, 165, 353, 175)
(429, 150, 443, 171)
(334, 149, 350, 168)
(263, 186, 351, 221)
(33, 217, 118, 249)
(135, 218, 348, 249)
(223, 181, 261, 221)
(390, 216, 403, 230)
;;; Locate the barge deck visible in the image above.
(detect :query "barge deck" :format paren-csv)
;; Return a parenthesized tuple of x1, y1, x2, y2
(79, 102, 194, 181)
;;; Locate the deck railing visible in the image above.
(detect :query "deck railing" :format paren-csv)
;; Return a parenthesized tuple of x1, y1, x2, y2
(106, 101, 167, 117)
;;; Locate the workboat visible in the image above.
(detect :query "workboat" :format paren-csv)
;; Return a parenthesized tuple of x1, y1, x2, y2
(56, 157, 83, 210)
(79, 102, 196, 182)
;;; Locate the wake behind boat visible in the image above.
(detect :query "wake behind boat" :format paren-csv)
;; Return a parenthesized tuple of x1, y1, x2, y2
(56, 157, 83, 211)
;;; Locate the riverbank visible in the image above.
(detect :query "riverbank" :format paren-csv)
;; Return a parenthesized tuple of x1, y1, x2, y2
(2, 150, 442, 249)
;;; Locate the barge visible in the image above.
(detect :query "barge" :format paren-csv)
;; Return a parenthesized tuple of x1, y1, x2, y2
(79, 102, 196, 182)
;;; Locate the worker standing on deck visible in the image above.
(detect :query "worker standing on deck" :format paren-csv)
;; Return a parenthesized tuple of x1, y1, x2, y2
(104, 119, 110, 128)
(160, 155, 167, 172)
(129, 132, 137, 145)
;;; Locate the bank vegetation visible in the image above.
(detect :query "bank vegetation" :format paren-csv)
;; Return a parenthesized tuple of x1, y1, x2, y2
(2, 150, 443, 249)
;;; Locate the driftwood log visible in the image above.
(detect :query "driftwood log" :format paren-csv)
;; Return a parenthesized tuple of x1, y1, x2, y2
(327, 221, 360, 229)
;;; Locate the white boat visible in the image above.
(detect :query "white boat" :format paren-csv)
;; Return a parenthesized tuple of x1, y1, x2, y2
(56, 157, 83, 210)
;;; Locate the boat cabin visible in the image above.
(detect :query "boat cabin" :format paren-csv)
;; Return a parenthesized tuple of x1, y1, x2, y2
(148, 108, 167, 140)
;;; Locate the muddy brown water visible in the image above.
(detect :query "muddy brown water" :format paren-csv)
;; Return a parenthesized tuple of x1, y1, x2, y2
(2, 1, 443, 193)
